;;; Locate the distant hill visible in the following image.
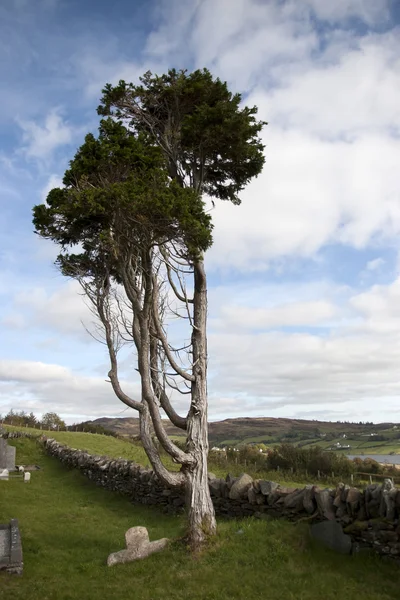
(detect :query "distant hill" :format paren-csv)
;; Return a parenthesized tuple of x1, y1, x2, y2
(88, 416, 400, 450)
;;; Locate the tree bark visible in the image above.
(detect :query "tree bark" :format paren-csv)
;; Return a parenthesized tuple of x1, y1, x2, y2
(185, 258, 216, 550)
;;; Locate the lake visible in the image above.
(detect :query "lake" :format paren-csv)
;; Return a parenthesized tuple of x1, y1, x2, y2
(347, 454, 400, 464)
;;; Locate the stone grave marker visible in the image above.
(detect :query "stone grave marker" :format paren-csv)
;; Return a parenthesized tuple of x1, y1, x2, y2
(0, 438, 16, 471)
(0, 519, 23, 575)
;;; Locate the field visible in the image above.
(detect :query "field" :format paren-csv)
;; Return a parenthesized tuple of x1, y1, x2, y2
(80, 416, 400, 455)
(1, 436, 400, 600)
(1, 426, 349, 488)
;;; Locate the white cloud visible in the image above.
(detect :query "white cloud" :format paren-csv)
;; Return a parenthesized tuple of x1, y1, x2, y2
(0, 359, 142, 421)
(17, 108, 75, 160)
(219, 300, 337, 330)
(303, 0, 391, 25)
(1, 313, 25, 329)
(366, 258, 385, 271)
(15, 281, 93, 336)
(206, 126, 400, 271)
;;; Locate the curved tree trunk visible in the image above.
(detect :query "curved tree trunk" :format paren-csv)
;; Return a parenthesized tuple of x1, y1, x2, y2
(185, 258, 216, 550)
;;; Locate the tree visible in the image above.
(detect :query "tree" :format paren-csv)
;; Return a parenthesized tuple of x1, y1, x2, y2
(41, 412, 66, 431)
(33, 69, 265, 550)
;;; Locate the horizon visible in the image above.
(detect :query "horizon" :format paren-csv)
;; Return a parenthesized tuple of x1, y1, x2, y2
(1, 0, 400, 424)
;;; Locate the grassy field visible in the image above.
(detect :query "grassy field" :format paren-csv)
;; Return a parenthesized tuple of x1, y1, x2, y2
(1, 437, 400, 600)
(2, 426, 341, 488)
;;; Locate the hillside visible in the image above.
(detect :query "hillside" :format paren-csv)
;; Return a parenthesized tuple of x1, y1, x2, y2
(89, 416, 400, 453)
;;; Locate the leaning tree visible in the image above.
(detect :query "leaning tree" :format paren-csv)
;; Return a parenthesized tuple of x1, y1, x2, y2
(33, 69, 265, 550)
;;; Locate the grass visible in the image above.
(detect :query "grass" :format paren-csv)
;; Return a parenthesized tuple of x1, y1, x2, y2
(1, 438, 400, 600)
(300, 436, 400, 455)
(0, 426, 369, 488)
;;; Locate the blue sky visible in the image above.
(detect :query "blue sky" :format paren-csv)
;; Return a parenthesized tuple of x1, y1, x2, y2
(1, 0, 400, 424)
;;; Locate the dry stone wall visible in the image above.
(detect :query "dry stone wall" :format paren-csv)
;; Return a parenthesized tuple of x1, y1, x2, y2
(42, 438, 400, 558)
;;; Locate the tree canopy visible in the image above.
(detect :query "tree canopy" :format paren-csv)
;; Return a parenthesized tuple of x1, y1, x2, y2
(98, 68, 266, 202)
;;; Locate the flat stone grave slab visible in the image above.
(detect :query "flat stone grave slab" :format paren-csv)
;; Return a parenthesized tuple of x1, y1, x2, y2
(0, 519, 23, 575)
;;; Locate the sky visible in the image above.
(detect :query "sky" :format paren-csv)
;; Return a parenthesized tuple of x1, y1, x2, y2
(1, 0, 400, 425)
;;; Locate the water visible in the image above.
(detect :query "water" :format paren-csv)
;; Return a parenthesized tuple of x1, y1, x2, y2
(347, 454, 400, 464)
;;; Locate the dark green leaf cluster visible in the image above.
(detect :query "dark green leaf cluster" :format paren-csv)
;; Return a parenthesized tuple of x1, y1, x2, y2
(98, 68, 266, 203)
(33, 118, 213, 278)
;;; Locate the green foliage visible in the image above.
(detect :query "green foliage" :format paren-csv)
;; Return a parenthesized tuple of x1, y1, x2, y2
(352, 457, 384, 474)
(267, 444, 356, 477)
(1, 438, 400, 600)
(33, 118, 212, 279)
(68, 421, 118, 437)
(1, 409, 37, 427)
(98, 68, 266, 203)
(40, 412, 66, 430)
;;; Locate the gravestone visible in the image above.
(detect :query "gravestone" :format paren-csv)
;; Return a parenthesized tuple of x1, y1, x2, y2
(0, 519, 23, 575)
(0, 438, 16, 471)
(310, 520, 352, 555)
(107, 526, 169, 566)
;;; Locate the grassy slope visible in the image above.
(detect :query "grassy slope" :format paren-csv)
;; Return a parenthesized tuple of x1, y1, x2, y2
(1, 438, 400, 600)
(3, 427, 334, 488)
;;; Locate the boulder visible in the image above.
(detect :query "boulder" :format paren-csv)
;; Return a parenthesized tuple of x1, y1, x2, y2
(380, 479, 396, 520)
(259, 480, 279, 496)
(315, 489, 335, 520)
(303, 486, 315, 514)
(310, 521, 352, 555)
(229, 473, 253, 500)
(247, 486, 258, 505)
(225, 473, 237, 490)
(209, 478, 225, 497)
(283, 489, 305, 510)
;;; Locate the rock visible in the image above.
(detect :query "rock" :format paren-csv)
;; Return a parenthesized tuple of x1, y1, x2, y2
(209, 478, 224, 497)
(107, 526, 169, 566)
(310, 521, 352, 555)
(346, 487, 360, 503)
(225, 473, 237, 490)
(315, 489, 335, 520)
(247, 486, 258, 505)
(259, 480, 279, 496)
(267, 491, 281, 506)
(346, 487, 361, 517)
(207, 472, 217, 481)
(283, 489, 305, 510)
(229, 473, 253, 500)
(303, 486, 315, 514)
(255, 493, 266, 505)
(380, 479, 396, 519)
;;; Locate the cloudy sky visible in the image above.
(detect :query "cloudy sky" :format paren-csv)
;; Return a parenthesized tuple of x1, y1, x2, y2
(1, 0, 400, 425)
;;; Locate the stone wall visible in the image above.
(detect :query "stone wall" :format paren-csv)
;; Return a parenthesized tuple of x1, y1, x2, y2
(42, 438, 400, 558)
(0, 431, 39, 440)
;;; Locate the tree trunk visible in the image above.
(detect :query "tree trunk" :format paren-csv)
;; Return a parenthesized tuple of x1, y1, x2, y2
(185, 446, 216, 551)
(185, 258, 216, 550)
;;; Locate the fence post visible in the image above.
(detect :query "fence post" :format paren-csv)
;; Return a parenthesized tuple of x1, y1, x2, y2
(317, 470, 320, 479)
(351, 473, 354, 484)
(277, 465, 280, 472)
(369, 475, 373, 484)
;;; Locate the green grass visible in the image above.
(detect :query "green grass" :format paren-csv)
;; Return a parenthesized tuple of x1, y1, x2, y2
(1, 438, 400, 600)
